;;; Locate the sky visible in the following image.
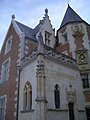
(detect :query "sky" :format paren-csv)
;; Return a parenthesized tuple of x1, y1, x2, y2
(0, 0, 90, 50)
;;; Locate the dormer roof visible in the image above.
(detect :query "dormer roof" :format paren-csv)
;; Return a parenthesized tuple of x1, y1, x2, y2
(60, 5, 83, 29)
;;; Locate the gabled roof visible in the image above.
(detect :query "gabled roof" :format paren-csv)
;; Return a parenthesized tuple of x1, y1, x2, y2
(13, 8, 53, 42)
(15, 21, 37, 41)
(60, 4, 83, 29)
(33, 23, 41, 34)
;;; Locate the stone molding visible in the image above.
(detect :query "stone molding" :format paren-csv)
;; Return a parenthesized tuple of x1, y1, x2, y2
(21, 45, 77, 68)
(72, 24, 84, 36)
(47, 109, 68, 112)
(66, 90, 76, 103)
(44, 46, 77, 66)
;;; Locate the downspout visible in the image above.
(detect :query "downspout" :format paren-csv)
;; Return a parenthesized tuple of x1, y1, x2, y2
(16, 66, 21, 120)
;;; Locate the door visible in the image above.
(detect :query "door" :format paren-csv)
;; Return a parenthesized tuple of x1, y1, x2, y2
(68, 102, 74, 120)
(86, 108, 90, 120)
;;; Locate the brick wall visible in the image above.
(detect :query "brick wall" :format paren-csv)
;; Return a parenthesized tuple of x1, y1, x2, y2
(0, 23, 20, 120)
(25, 39, 37, 54)
(56, 42, 72, 57)
(73, 35, 84, 49)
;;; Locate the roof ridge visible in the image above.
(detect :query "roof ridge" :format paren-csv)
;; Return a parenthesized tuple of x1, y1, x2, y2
(68, 5, 83, 20)
(15, 20, 33, 30)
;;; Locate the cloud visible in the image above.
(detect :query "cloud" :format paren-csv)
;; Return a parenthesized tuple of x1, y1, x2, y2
(0, 0, 90, 49)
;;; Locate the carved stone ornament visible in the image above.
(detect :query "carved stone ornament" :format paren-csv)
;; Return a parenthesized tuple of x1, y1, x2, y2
(44, 46, 76, 66)
(79, 64, 88, 70)
(76, 50, 89, 70)
(72, 25, 84, 36)
(37, 32, 44, 54)
(21, 48, 38, 64)
(66, 90, 76, 103)
(78, 53, 88, 65)
(38, 32, 44, 45)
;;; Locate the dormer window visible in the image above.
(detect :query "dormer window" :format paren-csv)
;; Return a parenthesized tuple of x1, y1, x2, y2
(45, 31, 51, 46)
(5, 36, 12, 54)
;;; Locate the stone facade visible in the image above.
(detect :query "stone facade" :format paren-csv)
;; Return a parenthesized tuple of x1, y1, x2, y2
(18, 41, 86, 120)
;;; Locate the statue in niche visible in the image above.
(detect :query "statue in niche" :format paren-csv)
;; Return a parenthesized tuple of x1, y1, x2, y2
(54, 84, 60, 108)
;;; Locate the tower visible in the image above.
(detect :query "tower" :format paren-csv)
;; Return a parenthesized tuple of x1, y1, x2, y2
(56, 5, 90, 119)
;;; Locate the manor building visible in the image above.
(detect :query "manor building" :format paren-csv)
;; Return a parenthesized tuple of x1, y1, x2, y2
(0, 5, 90, 120)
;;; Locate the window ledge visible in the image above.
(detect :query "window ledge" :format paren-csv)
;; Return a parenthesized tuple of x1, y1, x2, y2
(47, 108, 68, 112)
(78, 109, 85, 112)
(5, 49, 10, 55)
(21, 109, 35, 113)
(83, 88, 90, 93)
(0, 81, 8, 85)
(62, 41, 68, 45)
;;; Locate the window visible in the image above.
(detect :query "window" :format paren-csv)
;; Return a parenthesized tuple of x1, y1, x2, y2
(45, 31, 51, 46)
(1, 59, 10, 83)
(5, 36, 12, 54)
(81, 74, 89, 88)
(23, 82, 32, 110)
(54, 84, 60, 108)
(61, 32, 68, 44)
(63, 33, 67, 42)
(0, 96, 5, 120)
(86, 108, 90, 120)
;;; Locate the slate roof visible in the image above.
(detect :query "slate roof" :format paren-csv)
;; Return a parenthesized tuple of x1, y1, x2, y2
(60, 5, 83, 29)
(33, 23, 41, 35)
(15, 21, 38, 41)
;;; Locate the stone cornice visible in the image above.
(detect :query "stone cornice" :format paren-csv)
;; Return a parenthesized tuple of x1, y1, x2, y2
(44, 45, 77, 67)
(21, 45, 77, 69)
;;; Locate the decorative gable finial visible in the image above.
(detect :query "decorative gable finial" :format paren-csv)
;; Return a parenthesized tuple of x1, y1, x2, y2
(45, 8, 48, 15)
(12, 14, 15, 20)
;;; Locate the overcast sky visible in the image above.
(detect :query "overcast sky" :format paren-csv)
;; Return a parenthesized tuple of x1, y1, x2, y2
(0, 0, 90, 49)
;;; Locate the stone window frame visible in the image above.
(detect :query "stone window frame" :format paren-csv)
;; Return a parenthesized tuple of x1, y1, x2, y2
(81, 73, 89, 89)
(0, 95, 7, 120)
(5, 36, 12, 54)
(0, 58, 10, 84)
(45, 31, 51, 46)
(23, 81, 32, 111)
(61, 31, 68, 44)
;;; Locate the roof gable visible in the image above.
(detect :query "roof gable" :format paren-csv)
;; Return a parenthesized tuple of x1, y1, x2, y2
(60, 5, 83, 29)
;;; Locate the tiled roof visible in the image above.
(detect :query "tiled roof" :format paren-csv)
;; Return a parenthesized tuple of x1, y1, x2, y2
(60, 5, 83, 28)
(15, 21, 37, 41)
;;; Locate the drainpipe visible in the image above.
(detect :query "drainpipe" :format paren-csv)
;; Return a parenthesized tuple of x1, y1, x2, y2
(16, 66, 21, 120)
